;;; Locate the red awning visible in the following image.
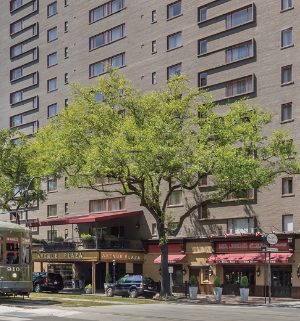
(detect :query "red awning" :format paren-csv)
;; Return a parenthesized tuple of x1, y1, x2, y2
(207, 252, 292, 264)
(154, 254, 186, 264)
(28, 210, 143, 227)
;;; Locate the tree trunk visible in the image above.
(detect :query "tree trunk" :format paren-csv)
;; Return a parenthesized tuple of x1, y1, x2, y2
(158, 226, 171, 297)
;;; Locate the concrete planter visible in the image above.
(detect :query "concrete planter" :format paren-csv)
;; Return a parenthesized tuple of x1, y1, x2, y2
(189, 286, 198, 299)
(85, 287, 92, 294)
(240, 288, 249, 302)
(213, 287, 222, 303)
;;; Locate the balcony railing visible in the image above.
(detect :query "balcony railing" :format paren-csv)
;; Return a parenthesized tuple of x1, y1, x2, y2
(32, 237, 144, 252)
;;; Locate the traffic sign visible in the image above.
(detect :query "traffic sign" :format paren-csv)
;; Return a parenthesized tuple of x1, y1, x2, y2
(266, 233, 278, 245)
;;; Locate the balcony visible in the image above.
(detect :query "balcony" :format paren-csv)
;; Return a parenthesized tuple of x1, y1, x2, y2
(32, 237, 144, 252)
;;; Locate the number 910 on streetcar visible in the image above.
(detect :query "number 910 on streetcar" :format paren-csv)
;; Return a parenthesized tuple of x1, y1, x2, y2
(0, 221, 32, 295)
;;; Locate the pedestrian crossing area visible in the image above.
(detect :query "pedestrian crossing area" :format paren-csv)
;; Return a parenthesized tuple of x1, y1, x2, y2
(0, 306, 80, 320)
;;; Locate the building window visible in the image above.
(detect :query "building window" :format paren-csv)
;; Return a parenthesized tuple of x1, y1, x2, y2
(10, 114, 22, 127)
(47, 178, 57, 192)
(226, 6, 253, 29)
(64, 21, 68, 32)
(281, 102, 292, 122)
(89, 53, 125, 78)
(47, 77, 57, 92)
(168, 190, 182, 206)
(199, 204, 209, 219)
(167, 32, 182, 50)
(283, 214, 293, 232)
(48, 103, 58, 118)
(151, 40, 157, 54)
(90, 0, 124, 23)
(89, 197, 125, 212)
(64, 47, 69, 58)
(151, 10, 157, 23)
(47, 52, 57, 67)
(11, 0, 23, 11)
(152, 223, 157, 236)
(199, 7, 207, 22)
(95, 92, 104, 102)
(11, 91, 23, 104)
(47, 1, 57, 17)
(64, 73, 69, 84)
(65, 203, 69, 215)
(47, 27, 58, 42)
(226, 41, 253, 63)
(167, 63, 181, 80)
(90, 24, 125, 50)
(10, 67, 23, 81)
(228, 218, 254, 234)
(199, 40, 207, 55)
(199, 174, 208, 186)
(11, 44, 23, 58)
(47, 204, 58, 217)
(47, 229, 57, 241)
(11, 20, 23, 34)
(282, 0, 293, 11)
(226, 76, 253, 97)
(199, 72, 207, 87)
(152, 72, 157, 85)
(281, 28, 293, 48)
(282, 177, 293, 195)
(167, 1, 181, 20)
(281, 65, 292, 84)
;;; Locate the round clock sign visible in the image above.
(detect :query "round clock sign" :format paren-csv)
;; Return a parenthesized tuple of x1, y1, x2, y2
(266, 233, 278, 245)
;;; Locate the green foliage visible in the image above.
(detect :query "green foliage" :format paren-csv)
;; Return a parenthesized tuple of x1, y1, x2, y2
(189, 275, 198, 286)
(0, 129, 45, 221)
(54, 236, 64, 242)
(80, 233, 93, 241)
(85, 283, 92, 289)
(213, 276, 221, 287)
(240, 276, 249, 288)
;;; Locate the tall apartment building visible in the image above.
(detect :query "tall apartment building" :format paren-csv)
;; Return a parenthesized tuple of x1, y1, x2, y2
(1, 0, 300, 297)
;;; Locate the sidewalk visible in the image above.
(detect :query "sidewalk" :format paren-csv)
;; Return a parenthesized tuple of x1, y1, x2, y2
(177, 294, 300, 307)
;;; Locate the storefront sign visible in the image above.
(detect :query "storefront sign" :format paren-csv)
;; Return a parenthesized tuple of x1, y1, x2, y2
(215, 240, 292, 253)
(33, 251, 99, 261)
(100, 251, 144, 262)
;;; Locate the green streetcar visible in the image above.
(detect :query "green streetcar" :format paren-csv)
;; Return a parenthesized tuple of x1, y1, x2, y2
(0, 221, 32, 296)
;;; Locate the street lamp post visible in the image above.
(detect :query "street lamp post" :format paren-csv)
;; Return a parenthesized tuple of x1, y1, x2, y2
(112, 259, 116, 283)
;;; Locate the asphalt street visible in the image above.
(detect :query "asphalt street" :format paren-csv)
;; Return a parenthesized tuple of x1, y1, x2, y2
(0, 303, 299, 321)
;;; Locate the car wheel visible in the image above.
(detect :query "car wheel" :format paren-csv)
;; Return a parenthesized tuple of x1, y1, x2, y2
(106, 287, 114, 297)
(129, 288, 138, 298)
(34, 284, 41, 293)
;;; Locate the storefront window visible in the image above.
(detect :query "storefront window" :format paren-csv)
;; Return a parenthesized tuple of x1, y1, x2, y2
(172, 265, 183, 286)
(0, 236, 3, 263)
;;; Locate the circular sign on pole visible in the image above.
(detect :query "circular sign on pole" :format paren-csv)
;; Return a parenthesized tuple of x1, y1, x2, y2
(266, 233, 278, 245)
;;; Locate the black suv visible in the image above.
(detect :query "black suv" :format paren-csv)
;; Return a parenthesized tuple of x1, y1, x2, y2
(32, 272, 64, 293)
(105, 275, 158, 298)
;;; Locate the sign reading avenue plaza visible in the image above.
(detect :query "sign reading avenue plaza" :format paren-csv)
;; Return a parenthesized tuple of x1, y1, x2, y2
(32, 251, 144, 262)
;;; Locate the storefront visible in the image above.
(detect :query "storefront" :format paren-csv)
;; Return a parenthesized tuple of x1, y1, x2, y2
(33, 250, 144, 293)
(208, 237, 294, 297)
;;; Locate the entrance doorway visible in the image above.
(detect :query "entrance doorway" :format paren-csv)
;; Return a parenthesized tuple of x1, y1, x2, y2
(271, 265, 291, 297)
(223, 265, 255, 295)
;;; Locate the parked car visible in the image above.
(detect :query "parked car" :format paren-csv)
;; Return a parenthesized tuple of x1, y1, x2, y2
(32, 272, 64, 293)
(105, 274, 158, 298)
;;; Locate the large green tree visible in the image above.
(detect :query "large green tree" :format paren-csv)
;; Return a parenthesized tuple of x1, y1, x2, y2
(30, 72, 299, 296)
(0, 129, 44, 224)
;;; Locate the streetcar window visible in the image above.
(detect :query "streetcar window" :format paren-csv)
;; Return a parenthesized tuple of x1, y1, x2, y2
(21, 244, 30, 264)
(0, 242, 3, 263)
(6, 237, 20, 265)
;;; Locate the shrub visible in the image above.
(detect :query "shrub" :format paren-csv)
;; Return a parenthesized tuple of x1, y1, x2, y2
(213, 276, 221, 287)
(240, 276, 249, 288)
(54, 236, 64, 242)
(80, 233, 93, 241)
(189, 275, 198, 286)
(85, 283, 92, 289)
